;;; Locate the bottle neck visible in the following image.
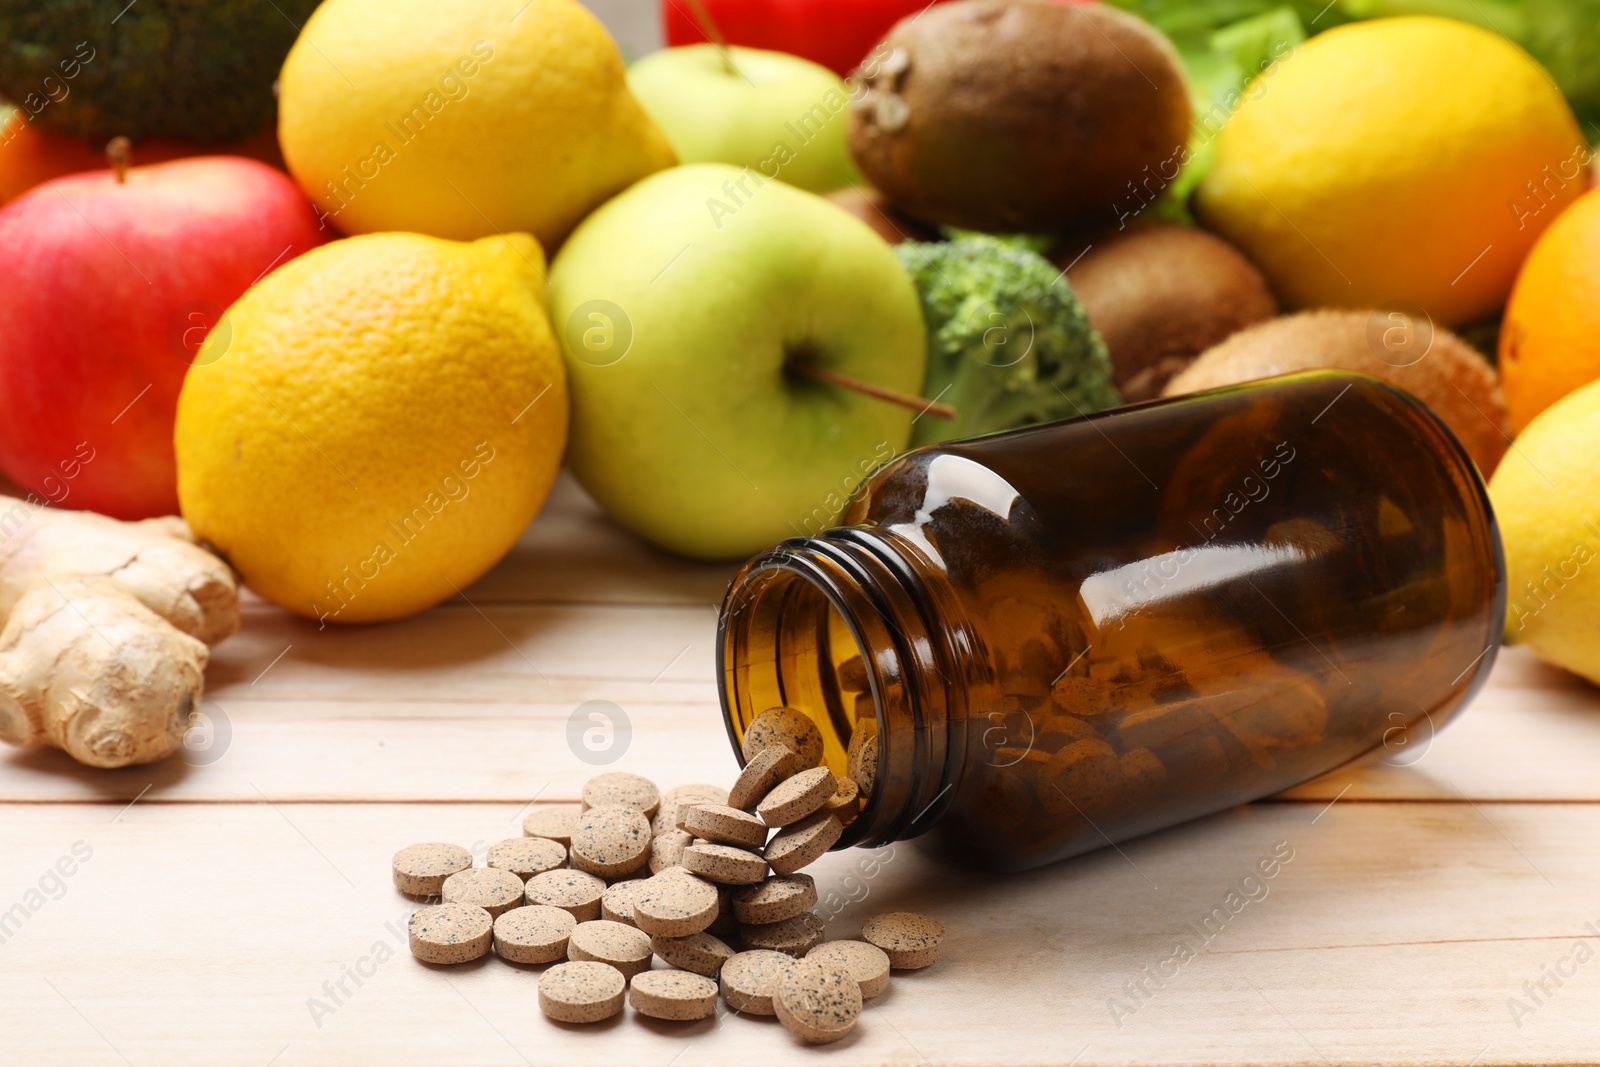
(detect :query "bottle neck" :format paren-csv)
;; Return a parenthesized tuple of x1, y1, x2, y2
(717, 528, 972, 848)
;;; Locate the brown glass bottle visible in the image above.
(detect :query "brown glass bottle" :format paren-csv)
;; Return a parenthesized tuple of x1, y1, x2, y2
(718, 372, 1504, 872)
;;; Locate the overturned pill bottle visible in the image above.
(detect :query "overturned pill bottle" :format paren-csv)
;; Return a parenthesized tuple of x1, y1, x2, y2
(718, 372, 1505, 871)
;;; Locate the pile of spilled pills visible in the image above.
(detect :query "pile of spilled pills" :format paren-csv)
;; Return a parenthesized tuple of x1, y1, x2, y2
(390, 706, 944, 1045)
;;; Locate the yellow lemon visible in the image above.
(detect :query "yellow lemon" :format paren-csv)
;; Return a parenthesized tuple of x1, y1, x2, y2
(1489, 377, 1600, 683)
(175, 233, 567, 624)
(277, 0, 676, 247)
(1196, 16, 1586, 325)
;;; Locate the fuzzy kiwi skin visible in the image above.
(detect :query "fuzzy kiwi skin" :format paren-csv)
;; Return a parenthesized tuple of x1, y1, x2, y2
(848, 1, 1191, 235)
(824, 186, 940, 245)
(1164, 310, 1509, 476)
(1061, 223, 1278, 401)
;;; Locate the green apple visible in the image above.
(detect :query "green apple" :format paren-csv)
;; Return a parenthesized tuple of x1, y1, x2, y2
(627, 45, 860, 194)
(548, 163, 926, 561)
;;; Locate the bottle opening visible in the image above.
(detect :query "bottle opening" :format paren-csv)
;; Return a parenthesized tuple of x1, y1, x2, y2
(721, 566, 863, 769)
(717, 537, 953, 850)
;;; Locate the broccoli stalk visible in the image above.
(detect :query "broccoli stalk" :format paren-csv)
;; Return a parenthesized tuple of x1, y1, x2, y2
(895, 236, 1121, 449)
(0, 0, 321, 143)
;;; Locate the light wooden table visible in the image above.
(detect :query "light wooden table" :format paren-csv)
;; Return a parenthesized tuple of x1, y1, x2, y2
(3, 474, 1598, 1066)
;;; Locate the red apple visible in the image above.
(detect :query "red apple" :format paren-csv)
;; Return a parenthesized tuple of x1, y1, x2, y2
(0, 155, 327, 519)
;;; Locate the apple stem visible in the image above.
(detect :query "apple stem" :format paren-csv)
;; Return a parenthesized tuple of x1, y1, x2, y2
(681, 0, 740, 76)
(788, 360, 958, 422)
(107, 136, 130, 184)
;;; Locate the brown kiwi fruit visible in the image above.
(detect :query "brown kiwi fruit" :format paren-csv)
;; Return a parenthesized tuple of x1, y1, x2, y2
(848, 0, 1192, 234)
(824, 186, 940, 245)
(1164, 310, 1509, 475)
(1060, 222, 1278, 401)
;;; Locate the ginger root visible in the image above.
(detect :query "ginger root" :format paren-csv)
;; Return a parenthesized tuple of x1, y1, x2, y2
(0, 498, 240, 768)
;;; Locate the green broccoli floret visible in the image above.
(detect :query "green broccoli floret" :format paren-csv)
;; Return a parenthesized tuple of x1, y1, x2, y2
(895, 236, 1121, 448)
(0, 0, 321, 143)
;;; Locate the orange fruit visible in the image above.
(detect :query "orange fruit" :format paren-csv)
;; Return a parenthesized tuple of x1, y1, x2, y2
(0, 104, 286, 206)
(0, 108, 103, 204)
(1501, 185, 1600, 433)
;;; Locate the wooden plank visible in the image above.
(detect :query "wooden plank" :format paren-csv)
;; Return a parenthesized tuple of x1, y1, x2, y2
(5, 643, 1598, 804)
(1, 801, 1595, 1066)
(0, 699, 726, 803)
(203, 599, 719, 701)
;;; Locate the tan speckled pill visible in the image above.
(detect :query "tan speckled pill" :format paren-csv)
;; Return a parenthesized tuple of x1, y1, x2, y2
(654, 785, 729, 835)
(681, 842, 768, 885)
(774, 958, 862, 1044)
(568, 919, 654, 979)
(807, 940, 891, 998)
(862, 911, 945, 969)
(825, 777, 861, 822)
(765, 810, 844, 875)
(731, 874, 817, 925)
(654, 861, 698, 878)
(728, 744, 802, 811)
(486, 837, 567, 881)
(682, 803, 769, 849)
(665, 783, 730, 805)
(569, 805, 653, 879)
(522, 804, 582, 843)
(707, 884, 740, 942)
(525, 868, 607, 922)
(392, 842, 472, 897)
(652, 800, 689, 838)
(539, 961, 626, 1024)
(673, 805, 703, 834)
(581, 772, 661, 818)
(651, 930, 736, 977)
(629, 969, 719, 1021)
(847, 732, 878, 799)
(441, 867, 525, 919)
(720, 949, 793, 1015)
(741, 911, 826, 957)
(756, 767, 837, 827)
(408, 903, 492, 964)
(649, 829, 692, 874)
(650, 804, 680, 838)
(632, 872, 720, 938)
(742, 707, 824, 768)
(668, 780, 732, 796)
(493, 905, 577, 964)
(601, 879, 647, 926)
